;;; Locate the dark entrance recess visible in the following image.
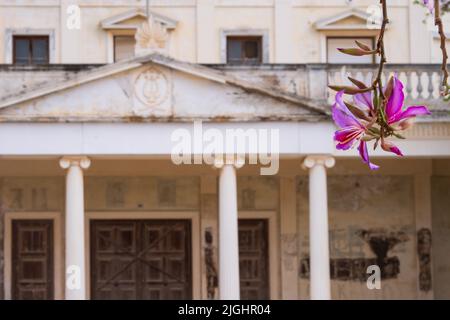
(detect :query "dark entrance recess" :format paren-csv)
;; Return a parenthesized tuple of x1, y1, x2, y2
(90, 220, 192, 300)
(12, 220, 54, 300)
(239, 219, 269, 300)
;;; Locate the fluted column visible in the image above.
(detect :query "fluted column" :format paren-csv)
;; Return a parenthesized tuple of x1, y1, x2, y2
(60, 156, 91, 300)
(303, 155, 335, 300)
(214, 156, 244, 300)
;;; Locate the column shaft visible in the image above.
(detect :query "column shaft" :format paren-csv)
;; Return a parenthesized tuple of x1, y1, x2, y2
(304, 156, 334, 300)
(219, 164, 240, 300)
(61, 157, 90, 300)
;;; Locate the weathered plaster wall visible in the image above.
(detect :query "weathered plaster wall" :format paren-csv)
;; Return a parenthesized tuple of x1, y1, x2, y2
(85, 176, 200, 210)
(0, 68, 98, 101)
(297, 175, 417, 299)
(431, 175, 450, 298)
(238, 176, 279, 211)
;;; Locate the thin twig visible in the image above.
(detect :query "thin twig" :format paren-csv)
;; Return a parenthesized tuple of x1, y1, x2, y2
(374, 0, 389, 115)
(434, 0, 449, 95)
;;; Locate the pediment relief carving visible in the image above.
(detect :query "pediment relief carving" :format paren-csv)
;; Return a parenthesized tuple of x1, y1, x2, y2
(132, 66, 172, 117)
(135, 15, 169, 56)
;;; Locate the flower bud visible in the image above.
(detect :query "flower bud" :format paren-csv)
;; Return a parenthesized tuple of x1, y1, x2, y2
(397, 119, 414, 131)
(381, 139, 403, 157)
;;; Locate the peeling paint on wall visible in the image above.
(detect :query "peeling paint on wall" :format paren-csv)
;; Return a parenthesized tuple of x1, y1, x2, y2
(157, 179, 177, 207)
(300, 228, 408, 281)
(417, 228, 432, 292)
(106, 181, 125, 208)
(85, 177, 199, 210)
(204, 228, 218, 299)
(238, 176, 278, 210)
(431, 176, 450, 298)
(297, 175, 417, 299)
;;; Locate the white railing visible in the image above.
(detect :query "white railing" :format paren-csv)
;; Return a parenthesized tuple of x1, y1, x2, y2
(326, 64, 446, 107)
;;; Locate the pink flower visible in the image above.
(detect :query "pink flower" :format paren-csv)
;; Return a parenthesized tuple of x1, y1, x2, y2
(353, 91, 374, 115)
(331, 76, 431, 170)
(381, 139, 403, 157)
(385, 76, 431, 126)
(332, 91, 379, 170)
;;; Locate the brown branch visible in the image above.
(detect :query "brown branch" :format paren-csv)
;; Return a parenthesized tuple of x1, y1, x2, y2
(374, 0, 389, 111)
(434, 0, 449, 95)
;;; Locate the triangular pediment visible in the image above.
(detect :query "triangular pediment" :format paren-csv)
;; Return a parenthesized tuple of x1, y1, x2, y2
(101, 8, 177, 30)
(315, 9, 380, 30)
(0, 54, 328, 122)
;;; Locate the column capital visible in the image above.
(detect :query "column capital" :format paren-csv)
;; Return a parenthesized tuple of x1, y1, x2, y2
(303, 155, 335, 170)
(59, 156, 91, 170)
(213, 154, 245, 169)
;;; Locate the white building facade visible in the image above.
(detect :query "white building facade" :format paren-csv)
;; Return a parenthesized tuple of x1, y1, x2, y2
(0, 0, 449, 300)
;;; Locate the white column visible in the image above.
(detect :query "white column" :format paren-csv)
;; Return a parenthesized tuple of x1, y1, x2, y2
(60, 156, 91, 300)
(303, 155, 335, 300)
(215, 156, 243, 300)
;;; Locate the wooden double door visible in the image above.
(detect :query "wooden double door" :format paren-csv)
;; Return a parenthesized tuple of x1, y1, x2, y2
(90, 220, 192, 300)
(12, 220, 54, 300)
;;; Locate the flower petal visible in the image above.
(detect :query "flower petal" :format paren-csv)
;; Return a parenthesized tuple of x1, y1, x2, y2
(353, 91, 373, 111)
(389, 105, 431, 124)
(358, 140, 379, 170)
(332, 91, 364, 128)
(390, 145, 403, 156)
(381, 140, 404, 156)
(385, 76, 405, 120)
(334, 127, 364, 150)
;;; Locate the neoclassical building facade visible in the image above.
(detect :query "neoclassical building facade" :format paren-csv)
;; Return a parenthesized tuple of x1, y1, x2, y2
(0, 0, 449, 300)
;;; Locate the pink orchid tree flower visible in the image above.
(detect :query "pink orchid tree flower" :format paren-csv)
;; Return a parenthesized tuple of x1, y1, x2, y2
(331, 76, 431, 170)
(332, 91, 379, 170)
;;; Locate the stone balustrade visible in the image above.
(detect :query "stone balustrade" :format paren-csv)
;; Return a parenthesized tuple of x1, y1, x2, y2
(325, 64, 448, 109)
(1, 63, 448, 111)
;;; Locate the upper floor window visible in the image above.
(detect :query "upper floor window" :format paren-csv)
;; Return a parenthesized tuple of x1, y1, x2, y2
(13, 36, 49, 65)
(114, 35, 136, 62)
(227, 36, 262, 65)
(327, 37, 375, 64)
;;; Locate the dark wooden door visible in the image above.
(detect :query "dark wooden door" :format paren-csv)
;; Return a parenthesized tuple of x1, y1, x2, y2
(90, 220, 192, 300)
(238, 219, 269, 300)
(12, 220, 54, 300)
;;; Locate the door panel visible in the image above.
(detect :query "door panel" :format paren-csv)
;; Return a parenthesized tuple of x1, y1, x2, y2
(12, 220, 54, 300)
(90, 220, 192, 300)
(239, 219, 269, 300)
